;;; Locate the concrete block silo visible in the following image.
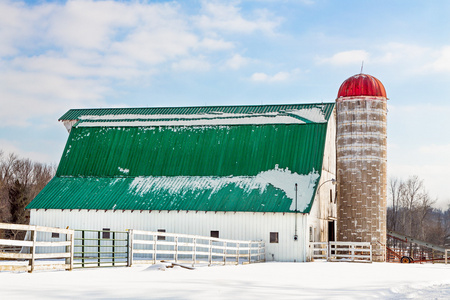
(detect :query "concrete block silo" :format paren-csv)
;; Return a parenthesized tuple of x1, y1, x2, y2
(336, 73, 387, 262)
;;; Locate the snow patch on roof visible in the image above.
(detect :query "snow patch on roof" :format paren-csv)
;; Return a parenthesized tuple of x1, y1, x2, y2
(127, 167, 319, 212)
(78, 112, 279, 121)
(288, 107, 326, 123)
(118, 167, 130, 175)
(77, 116, 306, 127)
(76, 108, 327, 127)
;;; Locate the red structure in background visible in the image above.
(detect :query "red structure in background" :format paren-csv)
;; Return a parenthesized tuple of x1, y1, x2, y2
(385, 231, 448, 263)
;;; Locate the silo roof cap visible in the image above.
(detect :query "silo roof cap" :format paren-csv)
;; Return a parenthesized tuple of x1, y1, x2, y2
(337, 73, 387, 99)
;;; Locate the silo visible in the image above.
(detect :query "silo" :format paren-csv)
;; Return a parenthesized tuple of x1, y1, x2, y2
(336, 73, 387, 262)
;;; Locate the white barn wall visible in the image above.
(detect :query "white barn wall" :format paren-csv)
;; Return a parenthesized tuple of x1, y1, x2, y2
(308, 108, 337, 243)
(30, 209, 309, 262)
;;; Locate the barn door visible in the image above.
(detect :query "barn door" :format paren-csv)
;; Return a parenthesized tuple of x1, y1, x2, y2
(328, 221, 335, 242)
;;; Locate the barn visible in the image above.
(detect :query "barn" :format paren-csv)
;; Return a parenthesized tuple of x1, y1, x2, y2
(26, 103, 337, 262)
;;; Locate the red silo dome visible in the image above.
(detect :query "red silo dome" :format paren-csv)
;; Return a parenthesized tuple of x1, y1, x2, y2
(337, 74, 387, 99)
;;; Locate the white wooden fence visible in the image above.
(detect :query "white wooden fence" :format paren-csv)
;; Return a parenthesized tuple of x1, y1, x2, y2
(0, 223, 74, 272)
(310, 241, 372, 263)
(128, 229, 265, 267)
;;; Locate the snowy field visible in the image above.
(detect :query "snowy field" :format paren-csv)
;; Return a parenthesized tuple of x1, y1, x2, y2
(1, 262, 449, 299)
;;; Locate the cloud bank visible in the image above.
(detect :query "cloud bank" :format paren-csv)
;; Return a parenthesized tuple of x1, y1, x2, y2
(0, 0, 281, 127)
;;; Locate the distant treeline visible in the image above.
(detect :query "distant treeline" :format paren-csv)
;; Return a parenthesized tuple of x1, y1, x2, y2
(387, 176, 450, 247)
(0, 150, 55, 238)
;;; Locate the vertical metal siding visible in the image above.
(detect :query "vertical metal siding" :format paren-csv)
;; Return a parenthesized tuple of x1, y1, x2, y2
(30, 209, 308, 262)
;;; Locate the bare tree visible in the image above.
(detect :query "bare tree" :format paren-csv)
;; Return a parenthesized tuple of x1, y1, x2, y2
(388, 177, 403, 232)
(387, 175, 443, 246)
(401, 176, 426, 237)
(0, 150, 56, 238)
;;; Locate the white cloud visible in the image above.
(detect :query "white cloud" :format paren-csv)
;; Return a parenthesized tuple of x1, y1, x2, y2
(225, 54, 249, 70)
(317, 44, 450, 76)
(196, 2, 280, 34)
(46, 0, 135, 50)
(250, 69, 299, 82)
(318, 50, 369, 66)
(199, 38, 234, 51)
(2, 0, 282, 127)
(377, 43, 428, 64)
(172, 57, 211, 71)
(0, 1, 53, 56)
(111, 29, 198, 65)
(429, 46, 450, 72)
(0, 69, 108, 127)
(419, 144, 450, 155)
(0, 139, 55, 163)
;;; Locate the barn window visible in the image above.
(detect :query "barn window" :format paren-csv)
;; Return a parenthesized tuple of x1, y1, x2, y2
(330, 189, 333, 203)
(270, 232, 279, 243)
(157, 229, 166, 241)
(210, 230, 219, 238)
(309, 227, 314, 242)
(51, 232, 59, 238)
(102, 228, 110, 239)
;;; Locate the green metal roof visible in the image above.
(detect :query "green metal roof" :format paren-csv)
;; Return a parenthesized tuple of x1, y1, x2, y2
(56, 124, 328, 177)
(29, 103, 335, 213)
(59, 103, 335, 121)
(27, 174, 318, 212)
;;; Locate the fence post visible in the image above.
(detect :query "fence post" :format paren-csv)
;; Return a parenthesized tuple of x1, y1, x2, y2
(29, 228, 36, 273)
(127, 229, 133, 267)
(260, 242, 264, 262)
(261, 241, 265, 262)
(153, 234, 157, 264)
(97, 231, 101, 267)
(81, 230, 85, 268)
(248, 242, 251, 264)
(223, 241, 227, 265)
(175, 236, 178, 263)
(350, 244, 354, 262)
(69, 230, 74, 271)
(236, 242, 239, 265)
(112, 231, 116, 267)
(327, 242, 331, 261)
(208, 239, 212, 266)
(192, 238, 196, 267)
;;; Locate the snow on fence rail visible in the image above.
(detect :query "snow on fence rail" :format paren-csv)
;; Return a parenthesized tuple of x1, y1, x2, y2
(0, 223, 74, 272)
(310, 241, 372, 263)
(128, 229, 265, 267)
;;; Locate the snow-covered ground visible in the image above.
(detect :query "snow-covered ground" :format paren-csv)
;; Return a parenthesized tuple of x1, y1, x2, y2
(1, 262, 449, 299)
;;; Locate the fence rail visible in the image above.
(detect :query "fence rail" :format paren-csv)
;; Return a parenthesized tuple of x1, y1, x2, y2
(1, 225, 265, 272)
(310, 241, 372, 263)
(0, 222, 74, 272)
(129, 229, 265, 267)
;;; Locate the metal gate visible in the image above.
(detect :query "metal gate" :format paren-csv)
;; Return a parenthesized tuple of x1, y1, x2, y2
(73, 229, 129, 268)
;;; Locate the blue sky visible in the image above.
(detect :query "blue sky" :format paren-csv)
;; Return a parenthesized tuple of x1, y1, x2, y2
(1, 0, 450, 207)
